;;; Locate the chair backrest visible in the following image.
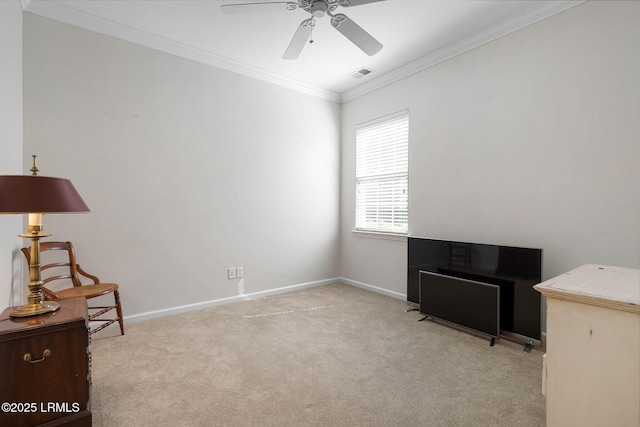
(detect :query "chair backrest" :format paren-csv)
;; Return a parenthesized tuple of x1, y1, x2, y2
(21, 241, 85, 290)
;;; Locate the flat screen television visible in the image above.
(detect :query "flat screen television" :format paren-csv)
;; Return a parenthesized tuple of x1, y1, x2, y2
(420, 271, 500, 341)
(408, 236, 542, 345)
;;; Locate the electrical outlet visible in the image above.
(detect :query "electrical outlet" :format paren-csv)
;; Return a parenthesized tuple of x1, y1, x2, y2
(236, 267, 243, 278)
(228, 268, 236, 280)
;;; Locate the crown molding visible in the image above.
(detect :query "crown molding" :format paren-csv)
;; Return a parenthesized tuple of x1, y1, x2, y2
(21, 0, 342, 103)
(340, 0, 585, 103)
(22, 0, 583, 104)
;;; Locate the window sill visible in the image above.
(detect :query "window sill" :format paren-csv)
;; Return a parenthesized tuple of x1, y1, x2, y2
(352, 230, 408, 241)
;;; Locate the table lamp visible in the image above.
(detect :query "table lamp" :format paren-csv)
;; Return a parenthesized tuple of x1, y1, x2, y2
(0, 156, 89, 317)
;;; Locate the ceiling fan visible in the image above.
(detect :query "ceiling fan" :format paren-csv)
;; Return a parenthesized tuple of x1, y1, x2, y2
(221, 0, 385, 60)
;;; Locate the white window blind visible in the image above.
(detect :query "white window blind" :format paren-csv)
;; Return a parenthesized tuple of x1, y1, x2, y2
(355, 110, 409, 234)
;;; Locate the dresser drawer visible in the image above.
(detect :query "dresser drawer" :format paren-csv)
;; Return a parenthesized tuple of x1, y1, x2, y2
(0, 298, 91, 427)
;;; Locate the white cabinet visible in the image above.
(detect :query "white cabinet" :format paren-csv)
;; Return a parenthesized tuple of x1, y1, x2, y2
(535, 264, 639, 427)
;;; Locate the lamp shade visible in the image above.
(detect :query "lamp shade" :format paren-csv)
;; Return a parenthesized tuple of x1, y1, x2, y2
(0, 175, 90, 213)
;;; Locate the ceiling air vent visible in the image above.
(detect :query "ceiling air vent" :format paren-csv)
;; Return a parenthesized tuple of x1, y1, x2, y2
(349, 67, 374, 79)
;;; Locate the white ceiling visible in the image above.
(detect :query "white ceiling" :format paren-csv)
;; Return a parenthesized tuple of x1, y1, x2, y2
(21, 0, 582, 102)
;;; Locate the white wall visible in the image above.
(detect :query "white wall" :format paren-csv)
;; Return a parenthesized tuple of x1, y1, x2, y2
(341, 1, 640, 296)
(15, 2, 640, 322)
(0, 1, 24, 310)
(22, 13, 341, 318)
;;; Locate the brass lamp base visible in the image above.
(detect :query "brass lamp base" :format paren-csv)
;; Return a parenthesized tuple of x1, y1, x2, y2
(9, 226, 57, 318)
(10, 301, 60, 317)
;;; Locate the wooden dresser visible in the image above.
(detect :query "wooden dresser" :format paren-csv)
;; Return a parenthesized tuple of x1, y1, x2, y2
(0, 297, 91, 427)
(535, 264, 640, 427)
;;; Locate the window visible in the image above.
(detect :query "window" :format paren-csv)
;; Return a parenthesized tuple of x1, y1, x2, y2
(355, 110, 409, 234)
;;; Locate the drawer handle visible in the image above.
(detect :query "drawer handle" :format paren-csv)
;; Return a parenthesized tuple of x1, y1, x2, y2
(23, 349, 51, 364)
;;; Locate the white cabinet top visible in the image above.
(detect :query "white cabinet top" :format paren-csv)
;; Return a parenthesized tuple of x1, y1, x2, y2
(534, 264, 640, 313)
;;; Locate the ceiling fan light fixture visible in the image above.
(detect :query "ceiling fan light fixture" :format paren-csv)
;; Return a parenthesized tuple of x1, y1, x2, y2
(311, 1, 328, 17)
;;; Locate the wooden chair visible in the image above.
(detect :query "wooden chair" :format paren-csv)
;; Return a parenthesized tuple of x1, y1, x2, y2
(21, 241, 125, 335)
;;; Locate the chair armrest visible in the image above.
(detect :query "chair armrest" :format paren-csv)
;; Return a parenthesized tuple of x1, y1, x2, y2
(77, 264, 101, 284)
(42, 287, 59, 300)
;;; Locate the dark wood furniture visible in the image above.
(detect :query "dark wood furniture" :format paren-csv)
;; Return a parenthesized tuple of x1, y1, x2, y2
(22, 241, 124, 335)
(0, 297, 91, 427)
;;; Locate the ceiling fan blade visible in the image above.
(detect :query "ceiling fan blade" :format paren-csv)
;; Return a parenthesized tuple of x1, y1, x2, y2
(283, 18, 314, 60)
(221, 2, 297, 14)
(341, 0, 386, 6)
(330, 13, 382, 56)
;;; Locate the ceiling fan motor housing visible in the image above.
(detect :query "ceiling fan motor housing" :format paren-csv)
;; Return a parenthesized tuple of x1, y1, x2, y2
(303, 0, 339, 17)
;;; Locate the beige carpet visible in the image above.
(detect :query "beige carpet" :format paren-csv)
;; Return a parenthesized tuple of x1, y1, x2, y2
(90, 283, 545, 426)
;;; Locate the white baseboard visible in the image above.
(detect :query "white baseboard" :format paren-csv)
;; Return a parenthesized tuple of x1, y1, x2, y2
(339, 277, 406, 301)
(123, 277, 340, 324)
(124, 277, 406, 325)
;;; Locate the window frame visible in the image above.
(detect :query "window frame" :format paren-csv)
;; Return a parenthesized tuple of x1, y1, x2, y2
(354, 110, 409, 236)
